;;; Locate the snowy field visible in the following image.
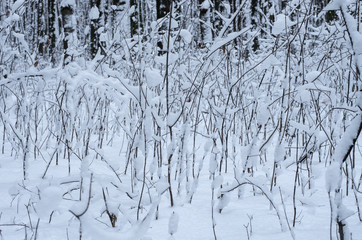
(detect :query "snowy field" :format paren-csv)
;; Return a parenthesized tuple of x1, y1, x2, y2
(0, 135, 361, 240)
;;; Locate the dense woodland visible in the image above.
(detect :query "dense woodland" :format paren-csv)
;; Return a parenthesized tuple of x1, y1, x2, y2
(0, 0, 361, 239)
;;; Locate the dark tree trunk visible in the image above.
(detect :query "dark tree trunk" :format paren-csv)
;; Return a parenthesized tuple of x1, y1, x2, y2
(198, 0, 211, 47)
(130, 0, 145, 37)
(156, 0, 170, 19)
(250, 0, 259, 52)
(155, 0, 171, 55)
(47, 0, 56, 65)
(61, 4, 74, 64)
(90, 0, 101, 58)
(38, 0, 45, 57)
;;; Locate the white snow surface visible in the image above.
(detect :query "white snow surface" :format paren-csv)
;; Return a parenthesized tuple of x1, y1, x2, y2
(179, 29, 192, 44)
(0, 133, 361, 240)
(11, 0, 25, 12)
(60, 0, 76, 7)
(272, 14, 296, 35)
(90, 6, 100, 20)
(145, 67, 163, 87)
(200, 0, 210, 10)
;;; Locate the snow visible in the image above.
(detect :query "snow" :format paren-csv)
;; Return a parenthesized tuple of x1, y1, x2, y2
(212, 174, 223, 189)
(167, 112, 181, 127)
(0, 125, 361, 239)
(274, 143, 284, 164)
(323, 0, 342, 11)
(36, 186, 64, 218)
(60, 0, 76, 7)
(171, 19, 178, 29)
(272, 14, 286, 35)
(325, 161, 341, 192)
(272, 14, 296, 35)
(1, 1, 362, 240)
(256, 101, 269, 126)
(90, 6, 100, 20)
(260, 54, 282, 69)
(168, 211, 179, 236)
(333, 114, 362, 164)
(179, 29, 192, 44)
(305, 71, 321, 83)
(145, 68, 163, 87)
(216, 190, 230, 213)
(155, 52, 179, 65)
(200, 0, 210, 10)
(207, 27, 250, 58)
(12, 32, 29, 50)
(155, 179, 169, 195)
(289, 121, 313, 135)
(11, 0, 25, 12)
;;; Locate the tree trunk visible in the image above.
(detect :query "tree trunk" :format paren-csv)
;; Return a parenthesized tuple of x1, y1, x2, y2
(199, 0, 212, 47)
(90, 0, 101, 58)
(61, 3, 75, 64)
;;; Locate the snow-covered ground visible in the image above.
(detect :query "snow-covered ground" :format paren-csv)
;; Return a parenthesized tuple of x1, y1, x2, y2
(0, 135, 361, 240)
